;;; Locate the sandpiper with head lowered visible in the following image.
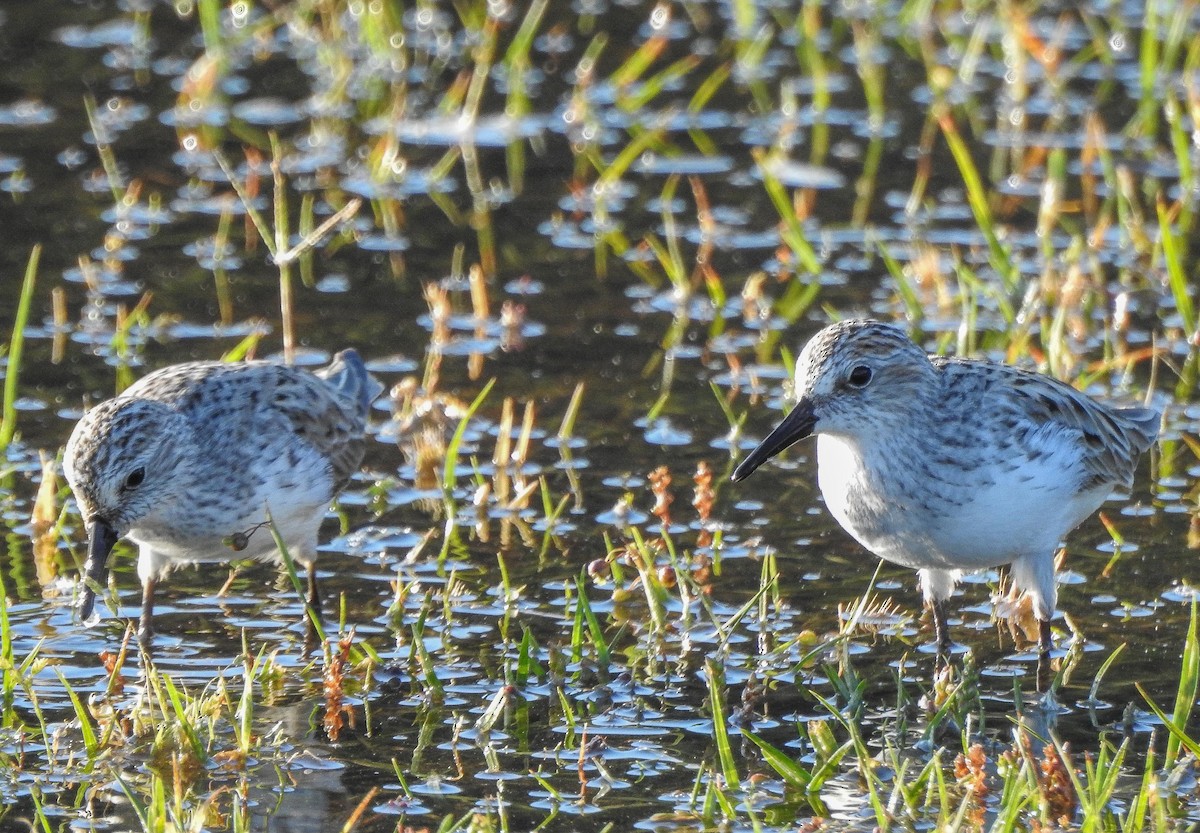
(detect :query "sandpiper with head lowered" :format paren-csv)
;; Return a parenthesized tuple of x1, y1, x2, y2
(731, 319, 1158, 655)
(64, 349, 383, 639)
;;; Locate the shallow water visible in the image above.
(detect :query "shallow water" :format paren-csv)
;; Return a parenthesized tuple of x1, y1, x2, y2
(0, 0, 1197, 830)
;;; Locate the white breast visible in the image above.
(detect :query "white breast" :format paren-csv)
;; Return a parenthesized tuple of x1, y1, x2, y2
(131, 441, 335, 568)
(815, 433, 1108, 571)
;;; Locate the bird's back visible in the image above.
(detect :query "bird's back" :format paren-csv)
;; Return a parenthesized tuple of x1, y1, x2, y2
(933, 357, 1159, 492)
(126, 354, 380, 490)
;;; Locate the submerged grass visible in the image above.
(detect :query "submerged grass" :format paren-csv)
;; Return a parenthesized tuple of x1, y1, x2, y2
(2, 0, 1199, 831)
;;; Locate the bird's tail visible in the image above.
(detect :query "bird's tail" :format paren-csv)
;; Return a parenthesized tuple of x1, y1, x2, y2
(318, 349, 384, 416)
(1117, 406, 1161, 454)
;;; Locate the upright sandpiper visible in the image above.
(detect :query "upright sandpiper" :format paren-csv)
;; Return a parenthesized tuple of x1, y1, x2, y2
(732, 319, 1159, 654)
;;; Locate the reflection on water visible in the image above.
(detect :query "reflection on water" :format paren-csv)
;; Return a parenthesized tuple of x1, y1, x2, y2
(0, 0, 1196, 829)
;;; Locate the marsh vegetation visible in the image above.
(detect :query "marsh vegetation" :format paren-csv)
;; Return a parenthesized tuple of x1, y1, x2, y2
(0, 0, 1198, 830)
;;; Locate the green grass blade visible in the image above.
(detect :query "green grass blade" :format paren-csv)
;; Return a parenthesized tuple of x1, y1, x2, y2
(705, 659, 740, 790)
(1138, 684, 1200, 760)
(53, 668, 97, 757)
(160, 673, 207, 763)
(1, 245, 40, 451)
(936, 111, 1015, 289)
(269, 510, 330, 647)
(442, 378, 496, 496)
(741, 729, 813, 790)
(440, 378, 496, 559)
(752, 148, 820, 274)
(573, 574, 611, 669)
(1162, 599, 1199, 767)
(1157, 198, 1196, 334)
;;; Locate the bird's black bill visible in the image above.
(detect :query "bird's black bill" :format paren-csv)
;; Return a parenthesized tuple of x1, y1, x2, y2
(731, 398, 817, 482)
(79, 517, 119, 622)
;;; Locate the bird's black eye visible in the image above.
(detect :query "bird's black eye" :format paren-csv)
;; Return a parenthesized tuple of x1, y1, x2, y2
(847, 365, 873, 388)
(124, 467, 146, 489)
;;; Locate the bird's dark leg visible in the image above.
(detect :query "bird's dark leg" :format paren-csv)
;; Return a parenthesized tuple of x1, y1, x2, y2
(931, 598, 951, 657)
(1038, 618, 1052, 654)
(1035, 618, 1053, 692)
(306, 563, 322, 611)
(138, 577, 156, 644)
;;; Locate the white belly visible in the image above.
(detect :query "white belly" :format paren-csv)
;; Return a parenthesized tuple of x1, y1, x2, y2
(131, 446, 335, 578)
(130, 496, 327, 562)
(816, 433, 1107, 570)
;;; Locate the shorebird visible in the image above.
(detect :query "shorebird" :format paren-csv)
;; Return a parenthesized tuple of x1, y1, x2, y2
(732, 320, 1158, 654)
(64, 350, 382, 639)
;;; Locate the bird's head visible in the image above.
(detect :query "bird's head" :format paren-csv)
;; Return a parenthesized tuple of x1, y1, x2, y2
(63, 398, 189, 620)
(732, 319, 934, 481)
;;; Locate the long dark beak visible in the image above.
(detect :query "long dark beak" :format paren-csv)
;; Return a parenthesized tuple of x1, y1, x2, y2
(79, 517, 119, 622)
(731, 398, 817, 482)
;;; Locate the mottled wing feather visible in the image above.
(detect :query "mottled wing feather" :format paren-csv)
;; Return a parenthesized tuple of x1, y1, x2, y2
(267, 370, 367, 490)
(935, 358, 1158, 491)
(128, 360, 369, 492)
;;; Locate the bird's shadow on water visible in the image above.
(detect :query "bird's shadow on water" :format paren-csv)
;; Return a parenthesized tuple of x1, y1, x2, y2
(925, 642, 1060, 693)
(893, 639, 1075, 742)
(62, 573, 326, 674)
